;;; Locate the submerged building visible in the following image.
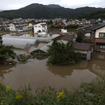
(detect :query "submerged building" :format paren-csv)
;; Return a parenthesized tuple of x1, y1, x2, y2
(2, 35, 38, 50)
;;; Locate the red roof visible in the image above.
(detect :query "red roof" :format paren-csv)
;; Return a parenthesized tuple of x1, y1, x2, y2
(53, 35, 76, 41)
(72, 42, 92, 51)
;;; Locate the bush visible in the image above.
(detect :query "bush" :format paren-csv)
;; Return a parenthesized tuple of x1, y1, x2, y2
(76, 30, 85, 42)
(0, 36, 16, 65)
(48, 41, 81, 65)
(17, 54, 30, 63)
(67, 25, 79, 29)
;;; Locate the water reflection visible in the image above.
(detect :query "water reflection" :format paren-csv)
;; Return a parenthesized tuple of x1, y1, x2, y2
(47, 61, 92, 78)
(0, 66, 13, 79)
(0, 52, 105, 91)
(47, 65, 73, 77)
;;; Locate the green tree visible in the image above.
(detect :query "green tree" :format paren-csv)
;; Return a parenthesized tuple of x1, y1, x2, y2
(48, 41, 81, 65)
(0, 36, 16, 65)
(0, 36, 3, 45)
(76, 30, 85, 42)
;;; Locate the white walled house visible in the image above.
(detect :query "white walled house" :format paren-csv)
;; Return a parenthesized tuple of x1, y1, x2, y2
(8, 23, 16, 31)
(33, 23, 47, 36)
(92, 23, 105, 52)
(53, 34, 76, 44)
(61, 29, 67, 34)
(53, 35, 92, 60)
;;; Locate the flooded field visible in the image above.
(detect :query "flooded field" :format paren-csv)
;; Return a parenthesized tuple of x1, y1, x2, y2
(0, 28, 105, 91)
(0, 52, 105, 91)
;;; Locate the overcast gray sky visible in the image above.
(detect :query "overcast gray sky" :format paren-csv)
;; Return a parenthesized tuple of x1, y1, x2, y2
(0, 0, 105, 10)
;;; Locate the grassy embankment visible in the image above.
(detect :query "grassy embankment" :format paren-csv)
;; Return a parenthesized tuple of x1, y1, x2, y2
(0, 78, 105, 105)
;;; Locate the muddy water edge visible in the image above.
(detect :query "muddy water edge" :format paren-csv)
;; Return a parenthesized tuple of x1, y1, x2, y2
(0, 52, 105, 92)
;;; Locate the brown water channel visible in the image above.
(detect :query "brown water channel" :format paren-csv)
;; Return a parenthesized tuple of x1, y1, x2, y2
(0, 52, 105, 91)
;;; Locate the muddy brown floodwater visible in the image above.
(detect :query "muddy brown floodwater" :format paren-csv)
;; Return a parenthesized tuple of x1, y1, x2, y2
(0, 52, 105, 92)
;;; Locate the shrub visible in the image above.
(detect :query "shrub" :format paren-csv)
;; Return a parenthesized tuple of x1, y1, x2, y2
(48, 41, 81, 65)
(0, 36, 16, 65)
(76, 30, 85, 42)
(0, 78, 105, 105)
(17, 54, 30, 63)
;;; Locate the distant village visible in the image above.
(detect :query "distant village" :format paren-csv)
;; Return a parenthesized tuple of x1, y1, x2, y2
(0, 17, 105, 61)
(0, 18, 104, 32)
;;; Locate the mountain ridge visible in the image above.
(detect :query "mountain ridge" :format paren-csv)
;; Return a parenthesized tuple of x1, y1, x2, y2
(0, 3, 105, 19)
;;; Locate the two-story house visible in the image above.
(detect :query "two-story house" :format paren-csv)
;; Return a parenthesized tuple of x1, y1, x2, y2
(33, 23, 47, 36)
(92, 23, 105, 52)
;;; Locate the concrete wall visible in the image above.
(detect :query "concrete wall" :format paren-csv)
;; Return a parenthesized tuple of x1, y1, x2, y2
(95, 27, 105, 38)
(34, 23, 47, 34)
(34, 24, 43, 33)
(87, 51, 91, 60)
(74, 50, 91, 60)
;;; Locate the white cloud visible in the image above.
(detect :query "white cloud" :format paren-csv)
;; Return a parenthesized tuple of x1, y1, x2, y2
(60, 0, 104, 8)
(0, 0, 104, 10)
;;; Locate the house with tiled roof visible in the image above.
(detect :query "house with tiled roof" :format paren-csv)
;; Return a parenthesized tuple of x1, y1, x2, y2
(92, 23, 105, 52)
(58, 20, 68, 28)
(53, 34, 92, 60)
(72, 42, 92, 60)
(53, 34, 76, 44)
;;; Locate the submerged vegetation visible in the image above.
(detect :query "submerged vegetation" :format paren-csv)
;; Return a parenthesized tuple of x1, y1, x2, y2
(17, 54, 30, 63)
(0, 36, 31, 65)
(0, 78, 105, 105)
(48, 41, 81, 65)
(0, 36, 16, 65)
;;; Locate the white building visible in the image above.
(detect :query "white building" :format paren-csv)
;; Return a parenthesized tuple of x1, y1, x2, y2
(8, 23, 16, 31)
(33, 23, 47, 36)
(61, 29, 67, 34)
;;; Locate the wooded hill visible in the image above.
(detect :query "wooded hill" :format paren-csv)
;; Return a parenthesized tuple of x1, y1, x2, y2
(0, 3, 105, 19)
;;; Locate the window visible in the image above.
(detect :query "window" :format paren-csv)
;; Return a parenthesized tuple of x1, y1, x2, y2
(99, 33, 105, 38)
(99, 45, 105, 49)
(81, 54, 87, 60)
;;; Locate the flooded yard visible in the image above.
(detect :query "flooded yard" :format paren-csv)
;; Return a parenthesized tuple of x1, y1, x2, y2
(0, 52, 105, 91)
(0, 28, 105, 91)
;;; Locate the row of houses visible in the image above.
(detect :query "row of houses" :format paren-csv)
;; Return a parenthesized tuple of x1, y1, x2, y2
(1, 17, 105, 31)
(31, 22, 105, 60)
(0, 22, 48, 37)
(52, 18, 105, 28)
(32, 34, 92, 60)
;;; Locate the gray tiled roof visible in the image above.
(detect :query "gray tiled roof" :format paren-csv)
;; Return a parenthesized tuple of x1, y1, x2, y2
(72, 42, 92, 51)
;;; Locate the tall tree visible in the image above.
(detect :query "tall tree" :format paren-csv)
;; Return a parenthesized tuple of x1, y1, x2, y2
(76, 30, 85, 42)
(48, 41, 81, 65)
(0, 36, 3, 45)
(0, 36, 16, 65)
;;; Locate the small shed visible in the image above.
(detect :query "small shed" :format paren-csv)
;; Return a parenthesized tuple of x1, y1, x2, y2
(31, 41, 53, 55)
(72, 42, 92, 60)
(53, 34, 76, 44)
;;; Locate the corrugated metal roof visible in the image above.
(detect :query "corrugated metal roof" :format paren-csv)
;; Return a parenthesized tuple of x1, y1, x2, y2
(2, 35, 38, 49)
(39, 41, 53, 53)
(32, 41, 53, 53)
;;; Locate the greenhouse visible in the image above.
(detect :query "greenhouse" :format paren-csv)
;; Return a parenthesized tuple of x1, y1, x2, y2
(31, 41, 53, 55)
(2, 35, 38, 49)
